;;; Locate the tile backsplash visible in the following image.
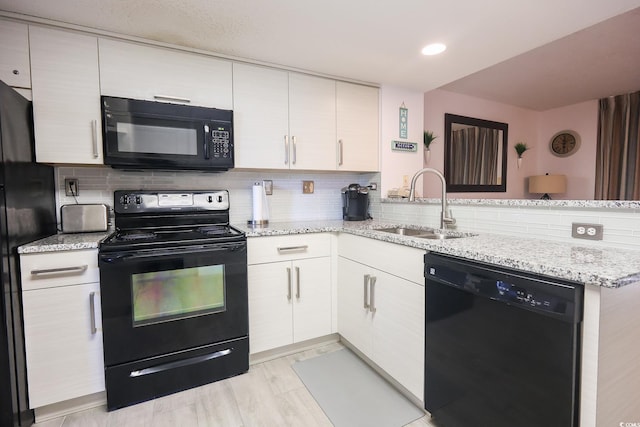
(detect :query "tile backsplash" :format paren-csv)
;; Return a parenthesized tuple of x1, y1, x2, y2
(55, 167, 377, 227)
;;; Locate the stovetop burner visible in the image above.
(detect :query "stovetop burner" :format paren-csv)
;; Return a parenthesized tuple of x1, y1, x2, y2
(118, 230, 158, 241)
(100, 190, 246, 252)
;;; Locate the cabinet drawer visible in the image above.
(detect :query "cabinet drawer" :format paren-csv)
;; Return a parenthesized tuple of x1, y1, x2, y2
(248, 233, 331, 265)
(20, 249, 99, 291)
(338, 234, 424, 285)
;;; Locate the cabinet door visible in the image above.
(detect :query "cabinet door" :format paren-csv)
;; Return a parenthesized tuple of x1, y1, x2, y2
(233, 63, 289, 169)
(248, 262, 294, 354)
(292, 257, 332, 343)
(0, 20, 30, 88)
(23, 282, 104, 408)
(370, 270, 425, 399)
(337, 257, 373, 356)
(336, 82, 379, 172)
(288, 73, 336, 170)
(99, 39, 232, 109)
(30, 26, 103, 164)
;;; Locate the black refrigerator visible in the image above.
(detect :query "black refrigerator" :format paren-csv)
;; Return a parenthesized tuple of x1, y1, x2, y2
(0, 80, 56, 426)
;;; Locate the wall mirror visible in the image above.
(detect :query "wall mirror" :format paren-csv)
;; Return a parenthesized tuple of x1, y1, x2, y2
(444, 113, 508, 193)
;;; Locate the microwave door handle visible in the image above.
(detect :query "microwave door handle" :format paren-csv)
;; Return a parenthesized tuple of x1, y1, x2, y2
(204, 125, 210, 159)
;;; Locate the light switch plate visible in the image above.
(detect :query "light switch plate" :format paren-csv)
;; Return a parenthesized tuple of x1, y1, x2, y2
(263, 180, 273, 195)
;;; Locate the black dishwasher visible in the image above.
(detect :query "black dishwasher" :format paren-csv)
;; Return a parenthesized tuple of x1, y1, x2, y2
(424, 254, 582, 427)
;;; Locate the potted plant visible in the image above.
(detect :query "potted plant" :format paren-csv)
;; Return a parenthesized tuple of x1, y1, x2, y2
(423, 130, 437, 163)
(514, 142, 529, 169)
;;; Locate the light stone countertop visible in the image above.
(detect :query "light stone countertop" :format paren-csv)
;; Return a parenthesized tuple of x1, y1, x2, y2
(17, 231, 113, 254)
(383, 198, 640, 209)
(18, 221, 640, 288)
(235, 220, 640, 289)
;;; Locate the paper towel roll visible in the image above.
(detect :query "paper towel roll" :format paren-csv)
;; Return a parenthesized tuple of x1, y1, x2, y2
(249, 182, 269, 226)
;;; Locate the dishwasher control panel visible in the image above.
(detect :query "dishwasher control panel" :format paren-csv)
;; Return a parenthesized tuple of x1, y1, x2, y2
(425, 254, 582, 322)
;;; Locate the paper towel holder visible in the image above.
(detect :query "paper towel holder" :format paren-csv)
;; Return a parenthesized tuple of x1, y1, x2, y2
(248, 181, 270, 227)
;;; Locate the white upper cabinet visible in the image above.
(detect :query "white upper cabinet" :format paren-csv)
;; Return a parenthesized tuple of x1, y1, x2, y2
(288, 73, 337, 170)
(233, 63, 379, 171)
(233, 63, 336, 170)
(233, 63, 289, 169)
(29, 26, 103, 164)
(336, 82, 379, 171)
(98, 39, 232, 109)
(0, 20, 31, 88)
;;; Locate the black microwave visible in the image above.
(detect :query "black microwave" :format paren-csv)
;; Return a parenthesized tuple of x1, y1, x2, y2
(101, 96, 234, 171)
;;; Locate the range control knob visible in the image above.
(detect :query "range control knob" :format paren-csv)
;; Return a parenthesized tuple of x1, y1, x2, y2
(208, 195, 213, 203)
(217, 195, 223, 203)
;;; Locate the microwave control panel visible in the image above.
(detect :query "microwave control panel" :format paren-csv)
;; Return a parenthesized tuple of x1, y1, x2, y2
(206, 123, 232, 159)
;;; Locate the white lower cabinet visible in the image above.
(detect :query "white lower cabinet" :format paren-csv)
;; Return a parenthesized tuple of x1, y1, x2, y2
(20, 250, 104, 408)
(338, 234, 425, 400)
(247, 234, 332, 354)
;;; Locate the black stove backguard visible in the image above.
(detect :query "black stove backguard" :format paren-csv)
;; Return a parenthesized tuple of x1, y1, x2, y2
(99, 190, 248, 410)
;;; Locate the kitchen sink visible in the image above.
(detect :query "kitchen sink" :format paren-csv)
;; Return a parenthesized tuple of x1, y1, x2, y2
(375, 227, 473, 240)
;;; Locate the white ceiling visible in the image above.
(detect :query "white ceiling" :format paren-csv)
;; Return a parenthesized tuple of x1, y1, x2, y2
(1, 0, 640, 111)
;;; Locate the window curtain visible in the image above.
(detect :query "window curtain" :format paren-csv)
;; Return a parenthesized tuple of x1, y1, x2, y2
(449, 127, 499, 185)
(595, 90, 640, 200)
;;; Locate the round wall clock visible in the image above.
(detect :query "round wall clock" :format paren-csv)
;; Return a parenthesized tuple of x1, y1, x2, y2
(549, 130, 581, 157)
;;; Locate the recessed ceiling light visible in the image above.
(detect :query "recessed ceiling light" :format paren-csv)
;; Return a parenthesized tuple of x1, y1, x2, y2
(421, 43, 446, 56)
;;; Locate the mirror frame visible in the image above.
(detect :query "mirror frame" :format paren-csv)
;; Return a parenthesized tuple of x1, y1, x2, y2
(444, 113, 509, 193)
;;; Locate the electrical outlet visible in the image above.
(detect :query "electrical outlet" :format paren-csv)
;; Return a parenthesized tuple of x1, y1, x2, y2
(302, 180, 314, 194)
(571, 222, 603, 240)
(65, 178, 79, 196)
(368, 182, 378, 191)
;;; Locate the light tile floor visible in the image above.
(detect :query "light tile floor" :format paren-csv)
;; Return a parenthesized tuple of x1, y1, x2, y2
(33, 342, 435, 427)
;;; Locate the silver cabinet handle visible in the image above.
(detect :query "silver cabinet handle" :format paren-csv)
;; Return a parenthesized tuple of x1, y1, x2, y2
(284, 135, 289, 164)
(287, 267, 292, 301)
(91, 120, 99, 158)
(363, 274, 370, 309)
(89, 292, 97, 334)
(31, 265, 88, 276)
(153, 95, 191, 103)
(292, 136, 297, 164)
(295, 266, 300, 299)
(338, 139, 344, 166)
(277, 245, 308, 253)
(369, 276, 377, 313)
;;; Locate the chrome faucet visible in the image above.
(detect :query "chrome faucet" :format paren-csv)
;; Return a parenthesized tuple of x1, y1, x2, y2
(408, 168, 456, 229)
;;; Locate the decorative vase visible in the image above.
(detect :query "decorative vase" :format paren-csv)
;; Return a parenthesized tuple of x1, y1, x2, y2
(424, 148, 431, 164)
(517, 157, 522, 169)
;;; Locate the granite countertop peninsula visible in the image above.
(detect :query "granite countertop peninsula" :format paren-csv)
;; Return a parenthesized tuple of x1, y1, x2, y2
(384, 197, 640, 209)
(18, 231, 113, 254)
(235, 220, 640, 289)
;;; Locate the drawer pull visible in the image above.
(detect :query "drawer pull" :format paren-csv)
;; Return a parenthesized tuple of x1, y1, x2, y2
(30, 265, 88, 276)
(153, 94, 191, 103)
(89, 292, 97, 335)
(277, 245, 308, 253)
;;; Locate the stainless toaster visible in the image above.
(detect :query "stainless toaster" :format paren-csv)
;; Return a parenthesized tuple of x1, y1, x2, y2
(60, 204, 109, 233)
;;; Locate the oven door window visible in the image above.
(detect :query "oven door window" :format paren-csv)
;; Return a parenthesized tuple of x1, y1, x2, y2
(132, 264, 225, 327)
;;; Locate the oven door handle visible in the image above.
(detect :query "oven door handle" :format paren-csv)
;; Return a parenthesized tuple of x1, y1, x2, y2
(100, 243, 245, 263)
